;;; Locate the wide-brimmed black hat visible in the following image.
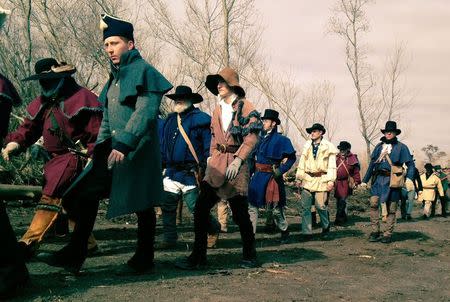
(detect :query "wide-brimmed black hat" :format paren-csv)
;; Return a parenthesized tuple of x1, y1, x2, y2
(424, 163, 433, 170)
(306, 123, 326, 134)
(205, 67, 245, 97)
(261, 109, 280, 125)
(100, 13, 134, 42)
(381, 121, 401, 135)
(22, 58, 76, 81)
(166, 85, 203, 104)
(337, 141, 351, 150)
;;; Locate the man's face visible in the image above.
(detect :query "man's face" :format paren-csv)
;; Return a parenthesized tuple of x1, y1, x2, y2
(173, 99, 192, 113)
(262, 119, 276, 131)
(384, 131, 396, 140)
(339, 149, 349, 156)
(217, 81, 232, 98)
(310, 129, 323, 141)
(104, 36, 134, 65)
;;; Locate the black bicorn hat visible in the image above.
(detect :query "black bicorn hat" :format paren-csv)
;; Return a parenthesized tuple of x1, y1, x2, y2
(165, 85, 203, 104)
(306, 123, 326, 134)
(261, 109, 280, 125)
(22, 58, 76, 81)
(337, 141, 352, 150)
(381, 120, 401, 135)
(100, 13, 134, 42)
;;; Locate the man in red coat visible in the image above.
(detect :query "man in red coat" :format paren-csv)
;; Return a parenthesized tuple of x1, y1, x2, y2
(2, 58, 103, 261)
(334, 141, 361, 225)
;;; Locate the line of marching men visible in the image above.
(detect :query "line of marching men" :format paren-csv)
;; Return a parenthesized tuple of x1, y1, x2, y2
(0, 9, 448, 299)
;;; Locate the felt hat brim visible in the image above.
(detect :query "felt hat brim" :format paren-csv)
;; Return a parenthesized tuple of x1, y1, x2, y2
(166, 92, 203, 104)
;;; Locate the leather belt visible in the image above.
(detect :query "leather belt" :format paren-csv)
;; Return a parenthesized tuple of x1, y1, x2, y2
(255, 163, 273, 173)
(375, 169, 390, 176)
(306, 171, 326, 177)
(216, 144, 239, 154)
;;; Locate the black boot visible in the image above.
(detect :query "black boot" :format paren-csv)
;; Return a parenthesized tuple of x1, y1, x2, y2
(441, 198, 447, 217)
(121, 208, 156, 274)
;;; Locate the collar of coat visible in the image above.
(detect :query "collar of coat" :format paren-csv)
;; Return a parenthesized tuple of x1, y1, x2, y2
(98, 48, 173, 106)
(26, 86, 102, 120)
(303, 138, 338, 155)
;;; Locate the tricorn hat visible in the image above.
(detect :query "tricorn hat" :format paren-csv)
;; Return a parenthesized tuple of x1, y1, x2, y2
(0, 6, 11, 29)
(205, 67, 245, 97)
(306, 123, 326, 135)
(337, 141, 352, 150)
(166, 85, 203, 104)
(22, 58, 76, 81)
(100, 13, 134, 42)
(261, 109, 280, 125)
(381, 121, 401, 135)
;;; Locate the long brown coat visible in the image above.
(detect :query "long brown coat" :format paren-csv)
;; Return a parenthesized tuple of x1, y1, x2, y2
(204, 97, 261, 199)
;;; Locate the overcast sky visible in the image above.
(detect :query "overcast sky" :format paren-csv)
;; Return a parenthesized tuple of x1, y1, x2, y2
(253, 0, 449, 159)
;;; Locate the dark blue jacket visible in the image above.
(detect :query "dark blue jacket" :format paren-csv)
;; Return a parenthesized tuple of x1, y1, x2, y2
(159, 106, 211, 185)
(363, 139, 415, 184)
(248, 130, 296, 207)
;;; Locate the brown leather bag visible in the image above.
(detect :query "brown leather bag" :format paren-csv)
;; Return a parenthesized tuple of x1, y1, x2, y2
(386, 155, 405, 188)
(177, 114, 204, 186)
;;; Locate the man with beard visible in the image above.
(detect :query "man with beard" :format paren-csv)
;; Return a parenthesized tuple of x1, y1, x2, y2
(157, 85, 219, 249)
(2, 58, 102, 259)
(39, 13, 172, 274)
(0, 6, 29, 298)
(362, 121, 415, 243)
(248, 109, 296, 243)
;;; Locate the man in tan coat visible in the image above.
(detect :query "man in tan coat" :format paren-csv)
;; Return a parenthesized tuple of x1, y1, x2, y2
(296, 123, 338, 241)
(176, 67, 262, 269)
(419, 163, 444, 219)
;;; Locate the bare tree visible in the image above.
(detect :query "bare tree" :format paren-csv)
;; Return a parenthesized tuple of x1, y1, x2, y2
(144, 0, 262, 113)
(329, 0, 383, 162)
(421, 144, 447, 164)
(381, 42, 412, 121)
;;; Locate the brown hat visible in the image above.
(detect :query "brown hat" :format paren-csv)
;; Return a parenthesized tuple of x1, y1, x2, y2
(205, 67, 245, 97)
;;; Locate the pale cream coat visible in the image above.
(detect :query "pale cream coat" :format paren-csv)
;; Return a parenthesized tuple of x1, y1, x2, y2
(418, 173, 444, 202)
(295, 138, 338, 192)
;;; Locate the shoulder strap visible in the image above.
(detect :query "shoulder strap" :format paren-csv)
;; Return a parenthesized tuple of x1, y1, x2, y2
(177, 114, 199, 164)
(337, 158, 350, 176)
(385, 154, 394, 166)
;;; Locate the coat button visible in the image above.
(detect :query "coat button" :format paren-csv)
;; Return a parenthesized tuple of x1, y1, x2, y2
(112, 130, 116, 135)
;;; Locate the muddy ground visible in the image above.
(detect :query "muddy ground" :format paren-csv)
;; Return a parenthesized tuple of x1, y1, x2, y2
(5, 189, 450, 302)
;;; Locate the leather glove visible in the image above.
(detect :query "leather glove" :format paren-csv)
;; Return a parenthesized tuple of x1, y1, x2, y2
(272, 165, 282, 179)
(405, 178, 415, 191)
(226, 157, 243, 180)
(1, 142, 20, 161)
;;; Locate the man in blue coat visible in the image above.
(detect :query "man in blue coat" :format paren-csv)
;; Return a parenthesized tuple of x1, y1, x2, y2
(157, 85, 219, 249)
(38, 13, 172, 274)
(248, 109, 296, 243)
(362, 121, 415, 243)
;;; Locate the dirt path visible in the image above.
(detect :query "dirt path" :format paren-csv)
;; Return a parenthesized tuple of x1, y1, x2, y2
(5, 193, 450, 302)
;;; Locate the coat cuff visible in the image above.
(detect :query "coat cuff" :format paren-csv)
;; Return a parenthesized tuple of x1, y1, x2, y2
(113, 142, 133, 156)
(115, 130, 140, 150)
